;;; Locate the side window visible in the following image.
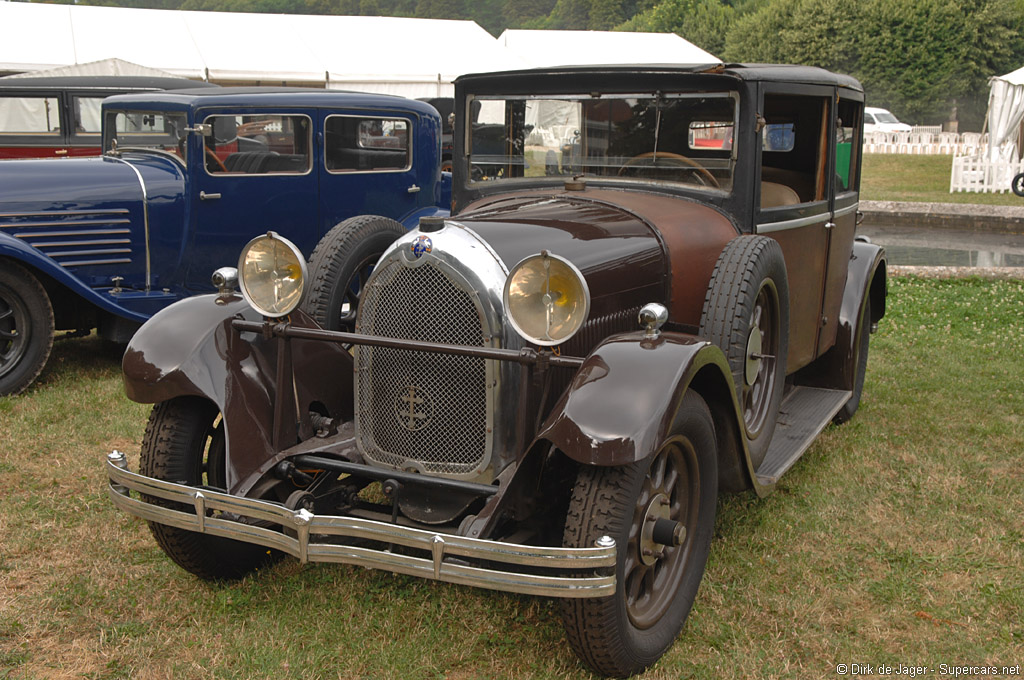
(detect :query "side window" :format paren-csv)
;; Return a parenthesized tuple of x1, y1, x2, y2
(760, 94, 830, 208)
(71, 96, 104, 137)
(835, 99, 861, 193)
(0, 96, 61, 135)
(205, 114, 312, 175)
(325, 115, 411, 173)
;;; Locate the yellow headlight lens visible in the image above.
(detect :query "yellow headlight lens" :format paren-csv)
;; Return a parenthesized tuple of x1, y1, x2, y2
(237, 232, 307, 318)
(504, 251, 590, 346)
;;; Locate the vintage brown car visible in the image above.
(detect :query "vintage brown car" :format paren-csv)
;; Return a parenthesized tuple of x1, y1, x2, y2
(107, 64, 886, 677)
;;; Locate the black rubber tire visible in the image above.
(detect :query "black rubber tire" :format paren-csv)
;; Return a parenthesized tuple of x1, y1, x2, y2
(833, 296, 871, 424)
(560, 392, 718, 678)
(1012, 172, 1024, 197)
(302, 215, 406, 331)
(699, 236, 789, 469)
(140, 397, 280, 581)
(0, 261, 54, 396)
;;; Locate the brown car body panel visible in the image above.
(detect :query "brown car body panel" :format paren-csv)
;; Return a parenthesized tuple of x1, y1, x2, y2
(461, 188, 739, 328)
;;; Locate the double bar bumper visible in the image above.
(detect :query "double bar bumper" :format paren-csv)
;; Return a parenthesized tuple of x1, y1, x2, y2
(106, 452, 616, 598)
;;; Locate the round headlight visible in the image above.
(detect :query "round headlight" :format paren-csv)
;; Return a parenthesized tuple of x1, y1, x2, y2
(237, 232, 307, 318)
(503, 251, 590, 346)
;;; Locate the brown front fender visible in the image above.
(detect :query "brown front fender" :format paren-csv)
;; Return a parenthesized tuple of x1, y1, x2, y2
(536, 331, 759, 493)
(122, 294, 354, 494)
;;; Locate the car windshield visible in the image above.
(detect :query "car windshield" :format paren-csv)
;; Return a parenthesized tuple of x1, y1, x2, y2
(468, 92, 738, 192)
(104, 109, 189, 163)
(874, 112, 900, 124)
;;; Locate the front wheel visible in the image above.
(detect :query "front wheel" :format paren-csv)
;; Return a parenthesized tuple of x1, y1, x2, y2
(0, 261, 54, 396)
(140, 397, 280, 580)
(560, 392, 718, 678)
(1012, 172, 1024, 197)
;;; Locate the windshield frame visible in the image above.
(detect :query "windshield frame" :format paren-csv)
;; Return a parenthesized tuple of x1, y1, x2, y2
(464, 90, 740, 195)
(103, 107, 190, 166)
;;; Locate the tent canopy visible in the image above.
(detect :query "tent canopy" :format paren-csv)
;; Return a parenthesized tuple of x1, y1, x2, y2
(0, 3, 526, 98)
(498, 29, 720, 69)
(987, 66, 1024, 161)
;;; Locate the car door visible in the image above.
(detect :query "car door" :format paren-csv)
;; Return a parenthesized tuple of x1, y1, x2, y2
(185, 108, 320, 290)
(754, 87, 835, 373)
(318, 110, 426, 231)
(817, 94, 862, 355)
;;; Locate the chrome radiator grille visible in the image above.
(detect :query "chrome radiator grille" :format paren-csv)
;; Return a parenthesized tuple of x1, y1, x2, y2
(355, 259, 489, 475)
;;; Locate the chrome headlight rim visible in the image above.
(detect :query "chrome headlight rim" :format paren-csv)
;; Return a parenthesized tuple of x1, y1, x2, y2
(503, 250, 590, 347)
(237, 231, 307, 318)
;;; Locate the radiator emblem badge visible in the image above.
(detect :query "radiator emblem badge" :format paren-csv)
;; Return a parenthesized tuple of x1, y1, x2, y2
(397, 384, 433, 431)
(411, 235, 432, 259)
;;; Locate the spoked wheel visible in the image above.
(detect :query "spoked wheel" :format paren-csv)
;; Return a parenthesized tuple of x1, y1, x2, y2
(0, 262, 54, 396)
(700, 236, 789, 468)
(303, 215, 406, 332)
(561, 392, 718, 678)
(1012, 172, 1024, 197)
(140, 397, 280, 580)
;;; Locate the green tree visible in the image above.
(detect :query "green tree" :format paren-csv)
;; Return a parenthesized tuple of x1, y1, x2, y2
(620, 0, 735, 58)
(548, 0, 591, 28)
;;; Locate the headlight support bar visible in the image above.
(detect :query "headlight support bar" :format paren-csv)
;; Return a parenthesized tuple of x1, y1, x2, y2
(232, 319, 586, 369)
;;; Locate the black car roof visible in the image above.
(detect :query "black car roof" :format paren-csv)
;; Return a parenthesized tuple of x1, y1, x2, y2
(456, 63, 863, 93)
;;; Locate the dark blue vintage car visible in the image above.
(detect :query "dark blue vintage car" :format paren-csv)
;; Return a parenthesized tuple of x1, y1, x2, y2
(0, 87, 450, 394)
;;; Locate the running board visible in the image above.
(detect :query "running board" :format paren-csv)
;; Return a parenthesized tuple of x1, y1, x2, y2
(755, 387, 852, 486)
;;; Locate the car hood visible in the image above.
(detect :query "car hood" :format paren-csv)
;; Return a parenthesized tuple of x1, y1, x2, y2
(0, 153, 185, 214)
(453, 193, 667, 319)
(456, 189, 739, 326)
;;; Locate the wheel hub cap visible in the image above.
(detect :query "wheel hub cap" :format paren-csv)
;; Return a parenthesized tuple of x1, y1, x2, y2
(745, 325, 763, 385)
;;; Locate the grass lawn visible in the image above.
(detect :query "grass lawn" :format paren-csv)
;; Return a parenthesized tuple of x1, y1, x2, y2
(861, 154, 1022, 206)
(1, 275, 1022, 679)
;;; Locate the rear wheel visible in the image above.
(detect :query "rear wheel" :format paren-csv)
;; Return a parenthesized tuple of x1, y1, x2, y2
(834, 296, 871, 424)
(302, 215, 406, 331)
(560, 392, 718, 678)
(700, 236, 789, 468)
(1012, 172, 1024, 197)
(140, 397, 280, 580)
(0, 262, 54, 396)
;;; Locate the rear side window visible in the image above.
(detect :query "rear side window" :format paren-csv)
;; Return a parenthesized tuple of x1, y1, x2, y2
(0, 96, 61, 135)
(71, 96, 104, 136)
(835, 99, 861, 193)
(325, 115, 411, 173)
(204, 114, 312, 175)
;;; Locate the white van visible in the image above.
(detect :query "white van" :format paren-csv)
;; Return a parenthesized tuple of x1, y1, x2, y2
(864, 106, 911, 133)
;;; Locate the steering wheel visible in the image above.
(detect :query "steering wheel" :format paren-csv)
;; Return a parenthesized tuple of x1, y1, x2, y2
(205, 145, 227, 173)
(619, 151, 719, 188)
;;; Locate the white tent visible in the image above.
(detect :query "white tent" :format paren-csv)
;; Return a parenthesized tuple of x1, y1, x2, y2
(0, 3, 526, 97)
(2, 57, 180, 80)
(986, 65, 1024, 161)
(497, 29, 720, 69)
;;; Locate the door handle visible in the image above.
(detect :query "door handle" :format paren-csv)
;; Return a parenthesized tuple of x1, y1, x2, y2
(824, 221, 836, 230)
(407, 184, 421, 194)
(200, 191, 221, 200)
(55, 149, 69, 156)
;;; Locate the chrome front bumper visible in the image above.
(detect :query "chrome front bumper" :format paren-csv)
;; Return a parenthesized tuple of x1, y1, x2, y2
(106, 452, 616, 598)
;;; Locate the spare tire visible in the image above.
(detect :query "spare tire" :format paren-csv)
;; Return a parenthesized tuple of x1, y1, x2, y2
(302, 215, 406, 331)
(699, 236, 789, 468)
